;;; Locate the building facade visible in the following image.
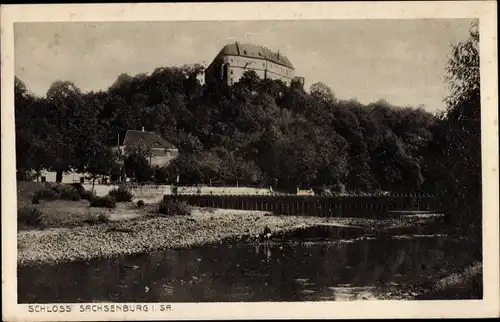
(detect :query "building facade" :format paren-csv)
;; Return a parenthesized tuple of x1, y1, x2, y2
(205, 42, 304, 86)
(118, 128, 179, 167)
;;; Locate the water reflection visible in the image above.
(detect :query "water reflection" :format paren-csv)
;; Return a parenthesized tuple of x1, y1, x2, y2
(18, 230, 479, 303)
(253, 243, 273, 262)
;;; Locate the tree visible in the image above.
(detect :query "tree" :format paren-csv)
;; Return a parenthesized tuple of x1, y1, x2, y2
(15, 50, 455, 201)
(15, 77, 43, 179)
(309, 82, 337, 105)
(152, 165, 171, 184)
(123, 146, 152, 183)
(167, 153, 203, 185)
(236, 70, 260, 93)
(438, 22, 481, 230)
(198, 150, 224, 185)
(44, 81, 86, 182)
(86, 146, 120, 190)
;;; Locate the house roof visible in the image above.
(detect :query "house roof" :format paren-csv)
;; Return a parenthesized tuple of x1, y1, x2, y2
(219, 43, 294, 69)
(122, 130, 177, 149)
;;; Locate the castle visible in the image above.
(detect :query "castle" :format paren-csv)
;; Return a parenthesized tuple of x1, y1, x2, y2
(205, 42, 305, 86)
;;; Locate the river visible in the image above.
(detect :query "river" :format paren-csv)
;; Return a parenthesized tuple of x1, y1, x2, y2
(18, 223, 481, 302)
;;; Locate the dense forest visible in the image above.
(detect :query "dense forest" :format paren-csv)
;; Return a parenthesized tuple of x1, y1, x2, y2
(15, 24, 480, 225)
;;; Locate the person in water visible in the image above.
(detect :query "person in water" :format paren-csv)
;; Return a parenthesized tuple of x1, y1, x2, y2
(249, 226, 272, 243)
(263, 226, 272, 243)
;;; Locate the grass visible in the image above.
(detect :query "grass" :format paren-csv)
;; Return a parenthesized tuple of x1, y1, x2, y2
(17, 197, 147, 231)
(18, 206, 43, 229)
(17, 181, 115, 230)
(16, 181, 145, 231)
(19, 199, 112, 229)
(84, 211, 111, 225)
(17, 199, 126, 230)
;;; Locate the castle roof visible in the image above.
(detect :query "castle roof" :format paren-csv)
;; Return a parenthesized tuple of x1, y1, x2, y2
(219, 43, 294, 69)
(122, 130, 176, 150)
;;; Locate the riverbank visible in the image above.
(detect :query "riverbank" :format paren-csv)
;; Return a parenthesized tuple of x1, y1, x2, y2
(17, 208, 437, 267)
(415, 261, 483, 300)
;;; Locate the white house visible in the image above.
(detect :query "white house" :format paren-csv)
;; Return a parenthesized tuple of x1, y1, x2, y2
(118, 128, 179, 167)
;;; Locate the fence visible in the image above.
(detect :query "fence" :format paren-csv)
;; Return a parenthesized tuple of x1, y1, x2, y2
(164, 194, 441, 217)
(84, 184, 274, 198)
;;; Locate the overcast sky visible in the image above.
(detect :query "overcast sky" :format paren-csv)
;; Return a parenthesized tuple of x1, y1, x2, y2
(15, 19, 474, 114)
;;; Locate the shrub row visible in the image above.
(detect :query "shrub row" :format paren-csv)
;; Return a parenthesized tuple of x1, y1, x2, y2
(32, 183, 95, 203)
(156, 199, 191, 216)
(88, 186, 134, 209)
(90, 195, 116, 209)
(108, 186, 134, 202)
(32, 183, 135, 209)
(30, 183, 188, 218)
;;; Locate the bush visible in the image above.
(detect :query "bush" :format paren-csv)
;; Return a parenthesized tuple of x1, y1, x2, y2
(58, 184, 81, 201)
(70, 183, 86, 195)
(33, 183, 82, 201)
(136, 200, 145, 208)
(81, 189, 96, 201)
(157, 199, 191, 216)
(84, 211, 111, 224)
(108, 186, 134, 202)
(45, 182, 65, 193)
(89, 195, 116, 208)
(70, 183, 96, 201)
(34, 187, 58, 201)
(98, 213, 110, 222)
(18, 206, 43, 227)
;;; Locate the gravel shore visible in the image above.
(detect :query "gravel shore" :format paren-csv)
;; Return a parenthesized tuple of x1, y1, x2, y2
(17, 208, 439, 267)
(17, 209, 326, 267)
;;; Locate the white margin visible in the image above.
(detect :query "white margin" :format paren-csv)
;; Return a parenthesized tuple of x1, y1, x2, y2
(1, 2, 498, 321)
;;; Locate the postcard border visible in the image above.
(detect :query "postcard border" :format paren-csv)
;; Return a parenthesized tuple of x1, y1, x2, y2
(2, 2, 498, 320)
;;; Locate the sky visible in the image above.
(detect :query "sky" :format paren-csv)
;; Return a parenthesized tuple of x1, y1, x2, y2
(14, 19, 475, 114)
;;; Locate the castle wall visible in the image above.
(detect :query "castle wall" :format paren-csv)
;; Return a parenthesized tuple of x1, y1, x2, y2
(265, 60, 295, 82)
(222, 55, 266, 85)
(218, 55, 295, 86)
(204, 44, 298, 86)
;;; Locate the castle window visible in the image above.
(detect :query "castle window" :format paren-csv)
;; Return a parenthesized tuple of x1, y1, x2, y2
(222, 63, 229, 80)
(230, 69, 234, 75)
(243, 50, 247, 55)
